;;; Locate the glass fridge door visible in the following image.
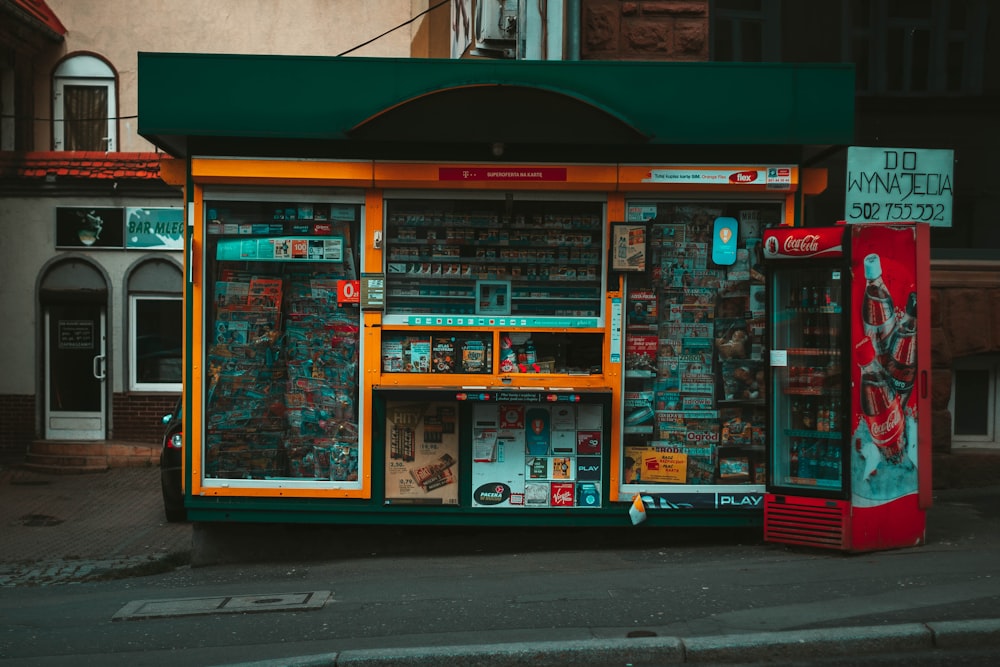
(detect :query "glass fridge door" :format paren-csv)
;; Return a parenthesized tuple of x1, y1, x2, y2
(769, 265, 845, 492)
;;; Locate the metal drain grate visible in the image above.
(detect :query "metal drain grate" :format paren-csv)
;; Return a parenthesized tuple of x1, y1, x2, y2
(112, 590, 332, 621)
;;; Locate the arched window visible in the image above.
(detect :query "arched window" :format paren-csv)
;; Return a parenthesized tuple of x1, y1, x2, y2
(128, 259, 182, 391)
(53, 54, 117, 151)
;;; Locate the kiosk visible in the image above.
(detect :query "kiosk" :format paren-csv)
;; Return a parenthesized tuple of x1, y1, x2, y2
(138, 54, 854, 527)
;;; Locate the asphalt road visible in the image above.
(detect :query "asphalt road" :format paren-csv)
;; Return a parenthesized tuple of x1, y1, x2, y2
(2, 485, 999, 666)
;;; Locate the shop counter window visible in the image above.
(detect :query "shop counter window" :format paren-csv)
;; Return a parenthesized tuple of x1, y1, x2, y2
(202, 198, 362, 485)
(383, 198, 604, 324)
(621, 201, 781, 489)
(379, 330, 603, 376)
(381, 391, 609, 509)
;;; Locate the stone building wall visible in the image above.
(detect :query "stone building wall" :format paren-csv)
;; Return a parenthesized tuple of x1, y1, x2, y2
(580, 0, 709, 60)
(930, 263, 1000, 451)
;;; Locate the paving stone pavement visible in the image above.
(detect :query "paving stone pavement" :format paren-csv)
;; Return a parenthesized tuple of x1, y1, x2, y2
(0, 464, 192, 587)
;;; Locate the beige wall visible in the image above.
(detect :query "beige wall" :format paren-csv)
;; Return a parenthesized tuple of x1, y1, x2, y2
(36, 0, 441, 152)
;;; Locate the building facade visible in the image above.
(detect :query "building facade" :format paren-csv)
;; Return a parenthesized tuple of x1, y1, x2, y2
(0, 0, 446, 462)
(2, 0, 998, 487)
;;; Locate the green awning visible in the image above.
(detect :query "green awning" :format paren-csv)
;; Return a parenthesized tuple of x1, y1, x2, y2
(138, 53, 854, 162)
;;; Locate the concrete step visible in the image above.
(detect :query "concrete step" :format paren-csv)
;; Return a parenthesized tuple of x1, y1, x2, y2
(29, 441, 108, 457)
(22, 451, 109, 474)
(25, 441, 159, 474)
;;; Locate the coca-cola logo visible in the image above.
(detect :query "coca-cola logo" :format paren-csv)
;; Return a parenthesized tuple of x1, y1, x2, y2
(764, 236, 779, 255)
(783, 234, 820, 254)
(869, 404, 904, 444)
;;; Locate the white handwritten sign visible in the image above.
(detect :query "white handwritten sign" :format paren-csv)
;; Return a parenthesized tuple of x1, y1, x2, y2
(845, 147, 953, 227)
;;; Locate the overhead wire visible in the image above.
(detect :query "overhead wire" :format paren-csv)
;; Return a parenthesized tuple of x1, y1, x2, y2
(1, 0, 454, 123)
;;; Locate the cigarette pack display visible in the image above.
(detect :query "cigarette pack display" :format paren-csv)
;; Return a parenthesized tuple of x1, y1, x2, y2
(576, 430, 601, 454)
(410, 452, 457, 487)
(525, 407, 550, 455)
(421, 467, 456, 492)
(576, 403, 602, 430)
(389, 425, 416, 462)
(423, 415, 444, 443)
(576, 483, 600, 507)
(526, 457, 549, 480)
(525, 483, 550, 506)
(499, 405, 525, 430)
(550, 405, 575, 430)
(551, 429, 575, 453)
(552, 457, 574, 480)
(550, 482, 575, 507)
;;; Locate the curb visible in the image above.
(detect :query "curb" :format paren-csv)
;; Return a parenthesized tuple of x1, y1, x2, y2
(0, 551, 191, 587)
(211, 617, 1000, 667)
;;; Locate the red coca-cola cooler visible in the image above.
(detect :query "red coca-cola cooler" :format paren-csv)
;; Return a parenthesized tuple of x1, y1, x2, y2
(761, 222, 931, 552)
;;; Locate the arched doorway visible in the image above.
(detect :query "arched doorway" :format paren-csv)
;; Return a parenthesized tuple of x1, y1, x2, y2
(39, 259, 109, 440)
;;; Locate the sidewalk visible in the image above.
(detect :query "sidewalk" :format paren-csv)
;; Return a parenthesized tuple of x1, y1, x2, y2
(0, 463, 191, 586)
(3, 461, 1000, 665)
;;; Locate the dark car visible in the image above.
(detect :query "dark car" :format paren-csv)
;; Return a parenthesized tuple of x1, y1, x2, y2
(160, 398, 186, 522)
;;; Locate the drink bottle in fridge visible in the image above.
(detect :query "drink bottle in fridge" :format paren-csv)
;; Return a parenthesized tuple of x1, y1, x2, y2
(761, 222, 930, 552)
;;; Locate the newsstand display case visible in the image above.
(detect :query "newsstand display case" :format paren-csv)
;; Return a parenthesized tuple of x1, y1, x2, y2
(383, 198, 603, 321)
(619, 200, 781, 511)
(200, 194, 364, 491)
(374, 194, 612, 510)
(177, 159, 814, 528)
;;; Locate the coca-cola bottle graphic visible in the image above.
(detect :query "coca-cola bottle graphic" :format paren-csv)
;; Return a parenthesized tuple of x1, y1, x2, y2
(862, 254, 897, 363)
(885, 292, 917, 408)
(856, 336, 905, 465)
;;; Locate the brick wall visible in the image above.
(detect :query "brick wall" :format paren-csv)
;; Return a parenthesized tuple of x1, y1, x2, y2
(580, 0, 709, 60)
(929, 263, 1000, 454)
(111, 393, 178, 444)
(0, 394, 36, 459)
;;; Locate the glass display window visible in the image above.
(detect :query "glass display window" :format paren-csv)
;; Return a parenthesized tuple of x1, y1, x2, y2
(620, 200, 782, 492)
(201, 195, 363, 488)
(383, 196, 605, 326)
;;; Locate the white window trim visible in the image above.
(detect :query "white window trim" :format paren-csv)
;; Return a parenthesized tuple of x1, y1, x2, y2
(129, 294, 182, 392)
(950, 357, 999, 449)
(53, 55, 117, 151)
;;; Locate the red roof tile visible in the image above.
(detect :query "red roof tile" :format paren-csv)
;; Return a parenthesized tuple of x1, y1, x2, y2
(0, 151, 165, 182)
(7, 0, 67, 38)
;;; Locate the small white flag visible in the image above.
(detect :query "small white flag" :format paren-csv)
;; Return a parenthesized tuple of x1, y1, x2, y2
(629, 493, 647, 525)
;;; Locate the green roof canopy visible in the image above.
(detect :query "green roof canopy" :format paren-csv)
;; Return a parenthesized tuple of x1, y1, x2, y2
(138, 53, 854, 163)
